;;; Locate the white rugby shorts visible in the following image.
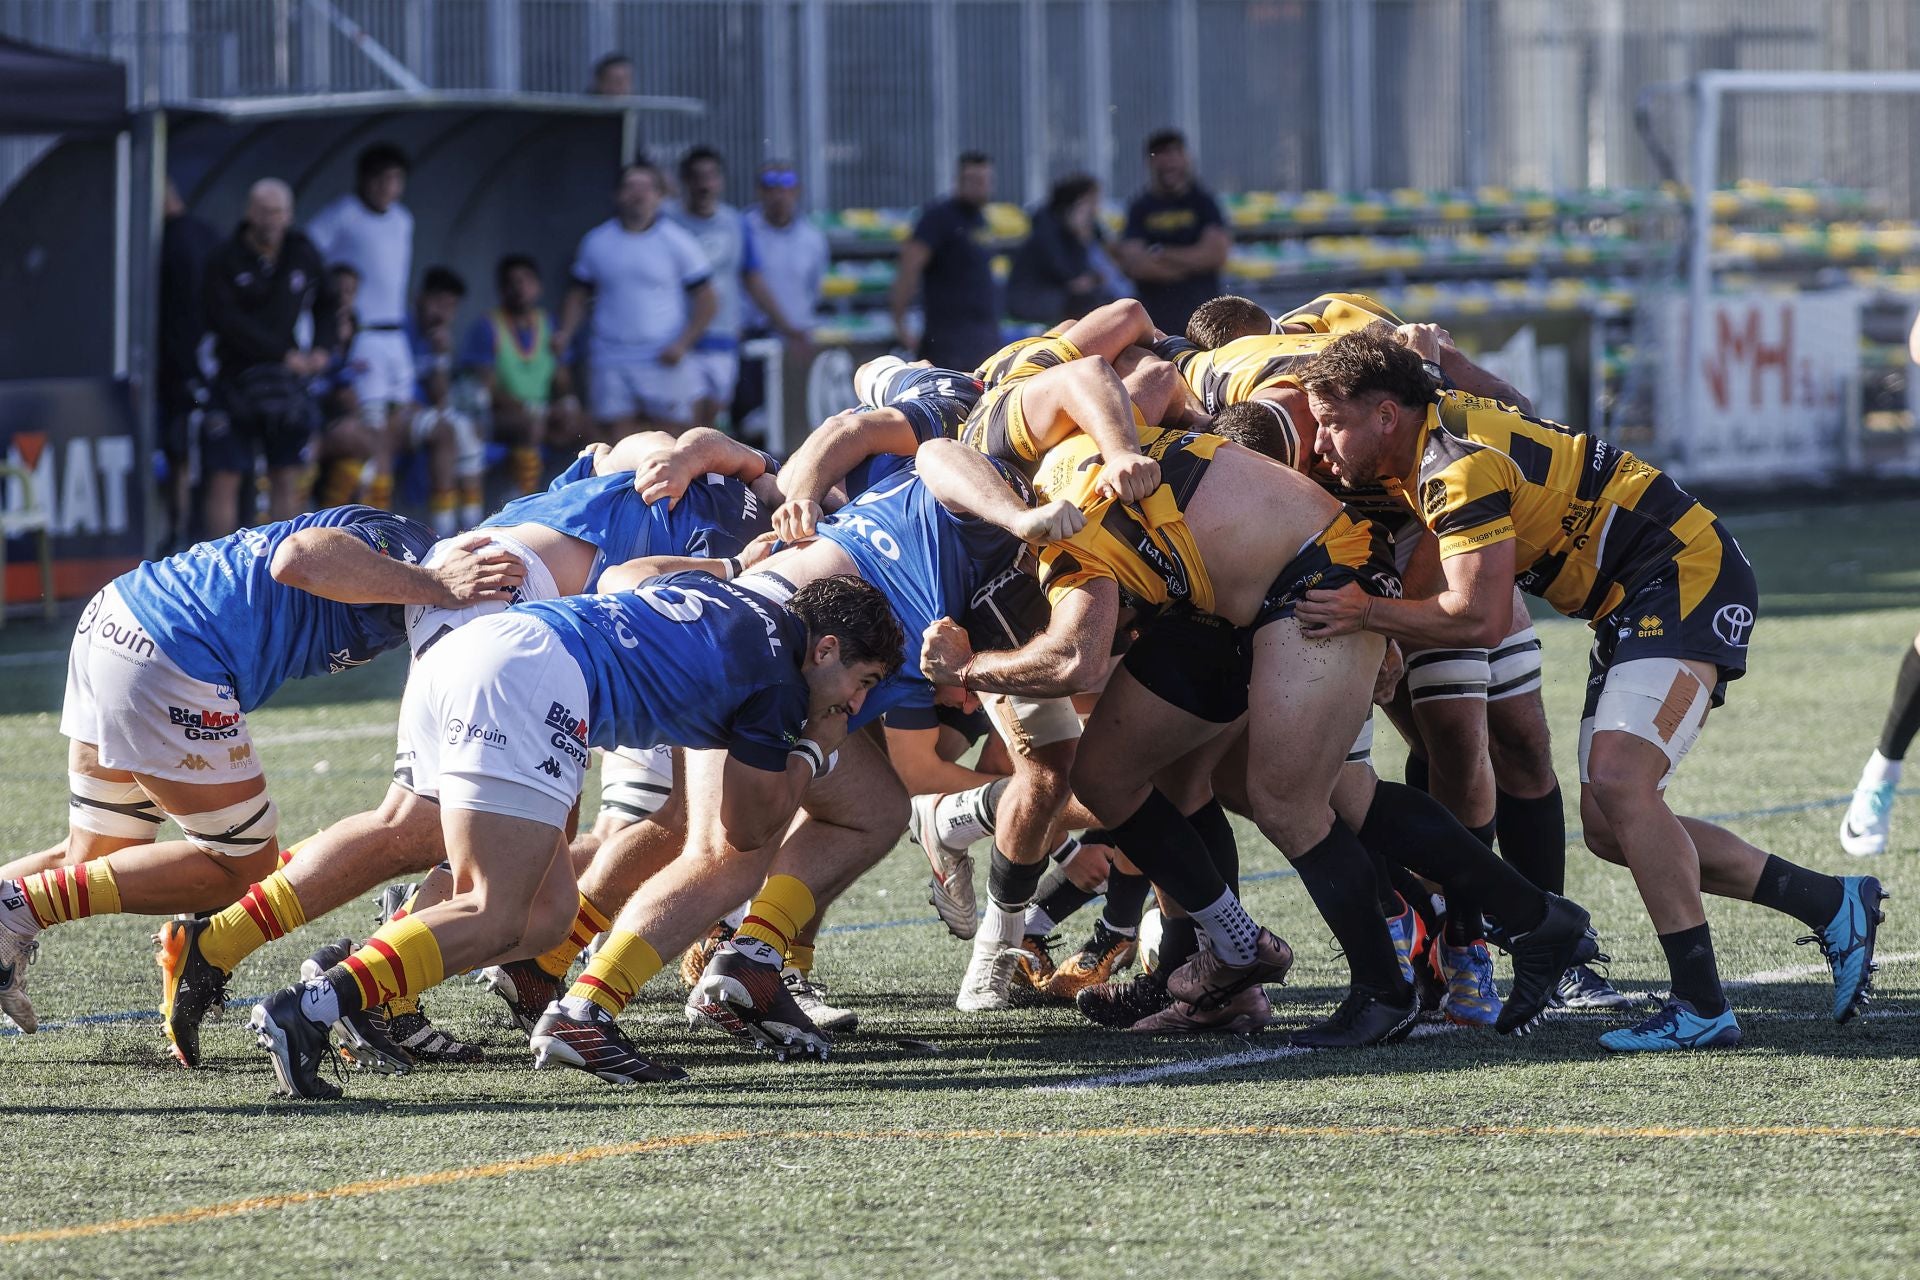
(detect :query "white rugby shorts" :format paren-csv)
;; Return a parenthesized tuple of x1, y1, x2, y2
(395, 611, 591, 828)
(60, 584, 263, 784)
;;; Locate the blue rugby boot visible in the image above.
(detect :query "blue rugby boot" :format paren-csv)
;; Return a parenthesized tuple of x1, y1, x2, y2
(1798, 875, 1888, 1023)
(1598, 998, 1742, 1053)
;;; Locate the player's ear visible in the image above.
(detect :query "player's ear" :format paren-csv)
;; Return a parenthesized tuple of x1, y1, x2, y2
(810, 633, 842, 670)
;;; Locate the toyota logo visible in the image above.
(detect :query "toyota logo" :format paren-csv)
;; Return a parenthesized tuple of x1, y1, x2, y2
(1712, 603, 1754, 647)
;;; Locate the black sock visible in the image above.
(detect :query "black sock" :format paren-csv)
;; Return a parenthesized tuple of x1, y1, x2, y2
(1360, 781, 1547, 934)
(1443, 821, 1496, 944)
(1365, 847, 1404, 915)
(1104, 788, 1225, 914)
(1027, 864, 1097, 935)
(975, 775, 1012, 837)
(1880, 645, 1920, 760)
(987, 847, 1046, 912)
(1405, 753, 1430, 793)
(1292, 821, 1409, 1000)
(1156, 914, 1201, 973)
(1185, 798, 1239, 894)
(1467, 819, 1497, 850)
(1658, 922, 1728, 1016)
(1496, 785, 1567, 895)
(1101, 870, 1151, 932)
(1749, 854, 1845, 930)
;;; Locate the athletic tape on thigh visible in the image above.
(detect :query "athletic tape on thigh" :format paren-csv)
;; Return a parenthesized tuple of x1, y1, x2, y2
(598, 746, 674, 823)
(1346, 715, 1375, 765)
(67, 773, 164, 838)
(174, 794, 281, 857)
(1577, 658, 1710, 790)
(1488, 625, 1543, 702)
(1404, 646, 1490, 703)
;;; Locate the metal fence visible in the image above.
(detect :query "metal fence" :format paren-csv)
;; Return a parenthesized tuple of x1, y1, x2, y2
(7, 0, 1920, 214)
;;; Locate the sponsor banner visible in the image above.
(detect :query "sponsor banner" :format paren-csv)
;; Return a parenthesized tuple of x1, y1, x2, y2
(1657, 292, 1859, 485)
(0, 378, 144, 603)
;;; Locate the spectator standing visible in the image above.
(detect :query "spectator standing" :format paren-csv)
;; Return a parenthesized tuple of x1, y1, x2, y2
(736, 159, 828, 443)
(889, 150, 1001, 372)
(200, 178, 336, 537)
(592, 53, 634, 96)
(157, 176, 220, 551)
(668, 145, 812, 431)
(405, 266, 487, 535)
(557, 161, 717, 437)
(307, 142, 415, 510)
(461, 254, 578, 495)
(1006, 173, 1112, 324)
(1114, 129, 1230, 335)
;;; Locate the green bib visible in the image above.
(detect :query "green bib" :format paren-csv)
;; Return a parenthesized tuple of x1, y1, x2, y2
(492, 309, 556, 403)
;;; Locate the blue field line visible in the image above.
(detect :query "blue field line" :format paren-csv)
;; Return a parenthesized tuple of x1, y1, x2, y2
(5, 783, 1908, 1039)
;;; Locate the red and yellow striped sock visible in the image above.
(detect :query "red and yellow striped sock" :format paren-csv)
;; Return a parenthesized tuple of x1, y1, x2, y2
(535, 894, 611, 979)
(199, 870, 309, 973)
(17, 861, 121, 928)
(510, 445, 543, 495)
(333, 917, 446, 1016)
(568, 929, 662, 1017)
(735, 875, 816, 958)
(785, 940, 816, 975)
(366, 472, 394, 511)
(318, 457, 363, 508)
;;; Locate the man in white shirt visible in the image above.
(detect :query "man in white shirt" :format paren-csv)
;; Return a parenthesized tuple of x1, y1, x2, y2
(557, 161, 717, 437)
(307, 143, 415, 509)
(736, 160, 828, 442)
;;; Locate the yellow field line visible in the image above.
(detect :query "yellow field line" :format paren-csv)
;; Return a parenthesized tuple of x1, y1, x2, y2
(7, 1121, 1919, 1247)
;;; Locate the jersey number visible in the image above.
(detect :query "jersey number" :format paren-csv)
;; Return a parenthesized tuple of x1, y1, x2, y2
(636, 583, 731, 623)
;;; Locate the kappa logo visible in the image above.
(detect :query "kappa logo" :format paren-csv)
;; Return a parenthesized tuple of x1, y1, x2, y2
(1712, 603, 1754, 647)
(177, 753, 213, 772)
(538, 756, 564, 779)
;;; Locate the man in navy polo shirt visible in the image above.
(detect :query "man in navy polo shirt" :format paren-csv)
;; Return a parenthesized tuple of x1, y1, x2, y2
(890, 151, 1001, 373)
(1114, 130, 1231, 335)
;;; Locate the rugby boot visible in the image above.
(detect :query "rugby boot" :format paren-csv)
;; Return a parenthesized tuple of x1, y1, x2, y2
(679, 921, 734, 988)
(687, 946, 832, 1061)
(1598, 998, 1742, 1053)
(1075, 970, 1174, 1029)
(1164, 928, 1294, 1012)
(476, 958, 562, 1037)
(1045, 919, 1139, 1000)
(1798, 875, 1888, 1023)
(531, 1002, 687, 1084)
(1289, 987, 1419, 1049)
(156, 915, 229, 1066)
(1839, 773, 1895, 857)
(1130, 983, 1272, 1035)
(249, 987, 343, 1100)
(301, 939, 413, 1075)
(1497, 895, 1596, 1035)
(1434, 938, 1502, 1028)
(912, 792, 978, 939)
(782, 968, 859, 1035)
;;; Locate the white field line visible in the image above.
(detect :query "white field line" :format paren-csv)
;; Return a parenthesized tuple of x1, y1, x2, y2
(1032, 951, 1920, 1092)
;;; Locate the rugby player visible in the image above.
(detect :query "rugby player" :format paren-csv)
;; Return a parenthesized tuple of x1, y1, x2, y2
(0, 509, 519, 1034)
(1295, 329, 1886, 1051)
(916, 397, 1597, 1045)
(248, 571, 902, 1098)
(154, 437, 775, 1066)
(1840, 624, 1920, 856)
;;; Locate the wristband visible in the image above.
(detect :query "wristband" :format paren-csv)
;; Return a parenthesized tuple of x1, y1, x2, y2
(789, 738, 828, 778)
(721, 556, 743, 581)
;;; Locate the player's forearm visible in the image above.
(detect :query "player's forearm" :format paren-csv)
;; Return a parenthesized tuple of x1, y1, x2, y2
(913, 438, 1033, 532)
(673, 427, 772, 481)
(269, 529, 452, 607)
(1360, 589, 1505, 650)
(721, 761, 815, 849)
(958, 632, 1102, 700)
(1439, 345, 1532, 415)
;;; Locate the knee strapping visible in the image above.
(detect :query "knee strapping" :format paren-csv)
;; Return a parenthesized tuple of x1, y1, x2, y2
(1578, 659, 1710, 791)
(1404, 646, 1490, 703)
(68, 773, 163, 839)
(597, 747, 673, 826)
(175, 793, 281, 857)
(1345, 715, 1375, 765)
(1488, 625, 1544, 702)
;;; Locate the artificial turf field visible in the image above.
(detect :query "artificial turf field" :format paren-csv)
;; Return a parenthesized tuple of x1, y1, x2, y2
(3, 498, 1918, 1280)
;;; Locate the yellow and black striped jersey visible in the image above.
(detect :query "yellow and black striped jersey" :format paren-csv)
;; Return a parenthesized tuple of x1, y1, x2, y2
(1275, 291, 1404, 336)
(1402, 391, 1718, 621)
(1162, 331, 1331, 416)
(974, 322, 1076, 390)
(1030, 424, 1227, 614)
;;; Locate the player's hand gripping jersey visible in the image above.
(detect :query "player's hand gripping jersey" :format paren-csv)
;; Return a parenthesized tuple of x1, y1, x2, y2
(113, 505, 438, 711)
